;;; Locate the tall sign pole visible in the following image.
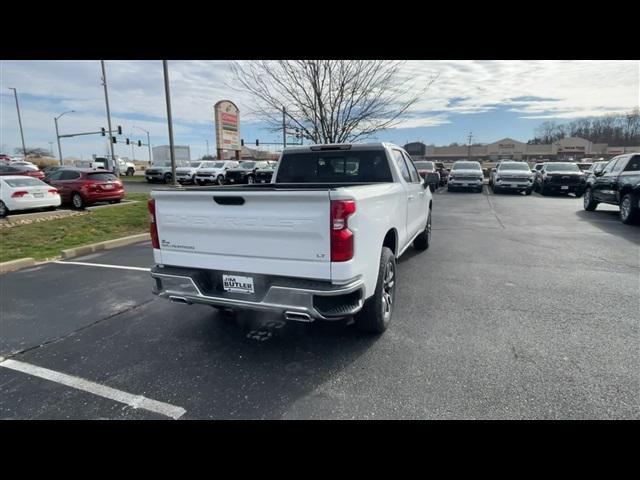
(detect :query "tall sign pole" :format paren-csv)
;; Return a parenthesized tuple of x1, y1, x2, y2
(163, 60, 178, 187)
(100, 61, 117, 173)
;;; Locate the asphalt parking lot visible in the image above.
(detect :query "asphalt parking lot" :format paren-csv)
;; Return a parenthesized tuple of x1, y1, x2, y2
(1, 186, 638, 419)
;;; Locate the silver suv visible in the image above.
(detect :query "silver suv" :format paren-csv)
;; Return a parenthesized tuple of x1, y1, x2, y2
(447, 161, 484, 193)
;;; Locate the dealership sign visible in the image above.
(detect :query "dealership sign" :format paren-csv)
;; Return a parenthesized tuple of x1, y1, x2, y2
(214, 100, 241, 151)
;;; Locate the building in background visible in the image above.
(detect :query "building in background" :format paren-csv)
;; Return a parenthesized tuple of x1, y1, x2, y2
(404, 137, 640, 163)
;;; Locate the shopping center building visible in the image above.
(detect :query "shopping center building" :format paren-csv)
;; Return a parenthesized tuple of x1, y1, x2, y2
(404, 137, 640, 163)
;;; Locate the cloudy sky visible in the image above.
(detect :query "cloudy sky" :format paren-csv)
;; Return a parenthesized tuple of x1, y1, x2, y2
(1, 60, 638, 160)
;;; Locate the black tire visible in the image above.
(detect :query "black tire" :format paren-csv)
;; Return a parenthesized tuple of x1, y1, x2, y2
(525, 188, 532, 196)
(540, 185, 549, 196)
(0, 200, 8, 218)
(247, 175, 255, 184)
(413, 210, 431, 250)
(354, 247, 396, 334)
(583, 187, 598, 211)
(620, 193, 639, 225)
(429, 184, 435, 193)
(217, 175, 225, 185)
(196, 179, 204, 186)
(127, 168, 135, 176)
(111, 199, 121, 204)
(164, 173, 172, 184)
(71, 192, 85, 210)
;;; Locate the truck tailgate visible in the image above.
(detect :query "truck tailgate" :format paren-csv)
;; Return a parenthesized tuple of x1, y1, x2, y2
(152, 189, 332, 279)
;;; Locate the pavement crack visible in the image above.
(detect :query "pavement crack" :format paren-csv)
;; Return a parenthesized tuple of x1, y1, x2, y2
(2, 299, 155, 361)
(484, 193, 506, 230)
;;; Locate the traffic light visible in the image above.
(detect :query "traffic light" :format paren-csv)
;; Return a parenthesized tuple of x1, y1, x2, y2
(111, 136, 117, 144)
(101, 127, 106, 136)
(138, 140, 142, 147)
(241, 139, 244, 146)
(126, 138, 130, 145)
(117, 125, 122, 135)
(256, 139, 259, 147)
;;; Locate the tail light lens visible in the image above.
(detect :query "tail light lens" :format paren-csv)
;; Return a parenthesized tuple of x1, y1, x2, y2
(148, 198, 160, 249)
(330, 200, 356, 262)
(11, 191, 28, 198)
(48, 189, 58, 195)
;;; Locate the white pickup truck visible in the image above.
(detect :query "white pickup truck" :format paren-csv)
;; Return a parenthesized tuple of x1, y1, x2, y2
(149, 143, 434, 333)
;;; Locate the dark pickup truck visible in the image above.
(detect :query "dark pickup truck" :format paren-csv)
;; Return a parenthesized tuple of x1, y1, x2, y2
(583, 153, 640, 224)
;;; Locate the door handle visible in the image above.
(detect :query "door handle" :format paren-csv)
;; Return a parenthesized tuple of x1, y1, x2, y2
(408, 195, 415, 200)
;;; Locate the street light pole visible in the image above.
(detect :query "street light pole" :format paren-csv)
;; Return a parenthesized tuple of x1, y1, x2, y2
(100, 60, 117, 174)
(206, 140, 209, 156)
(54, 110, 74, 165)
(8, 88, 27, 161)
(133, 126, 152, 164)
(162, 60, 178, 187)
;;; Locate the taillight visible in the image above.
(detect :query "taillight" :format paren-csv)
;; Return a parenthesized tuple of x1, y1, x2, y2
(11, 191, 28, 198)
(148, 198, 160, 249)
(330, 200, 356, 262)
(48, 189, 58, 195)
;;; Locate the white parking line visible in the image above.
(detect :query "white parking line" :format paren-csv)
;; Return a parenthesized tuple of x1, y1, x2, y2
(0, 358, 186, 420)
(53, 261, 150, 272)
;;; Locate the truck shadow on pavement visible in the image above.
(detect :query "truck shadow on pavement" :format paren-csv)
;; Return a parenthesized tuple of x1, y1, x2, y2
(574, 209, 640, 242)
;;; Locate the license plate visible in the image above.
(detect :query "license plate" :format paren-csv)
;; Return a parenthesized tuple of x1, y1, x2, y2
(222, 275, 254, 294)
(229, 179, 235, 183)
(103, 184, 114, 189)
(561, 186, 569, 190)
(260, 180, 265, 183)
(34, 193, 44, 198)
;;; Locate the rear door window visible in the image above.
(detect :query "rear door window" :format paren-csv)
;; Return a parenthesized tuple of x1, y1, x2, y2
(393, 150, 411, 183)
(402, 152, 421, 183)
(60, 170, 81, 180)
(624, 156, 640, 172)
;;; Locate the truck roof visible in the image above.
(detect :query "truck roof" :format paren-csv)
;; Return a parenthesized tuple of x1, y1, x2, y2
(282, 142, 400, 153)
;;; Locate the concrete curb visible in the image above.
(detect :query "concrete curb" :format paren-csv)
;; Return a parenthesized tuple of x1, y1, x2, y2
(0, 258, 36, 275)
(61, 233, 151, 259)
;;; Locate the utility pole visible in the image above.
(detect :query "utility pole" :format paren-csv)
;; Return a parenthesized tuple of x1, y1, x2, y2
(162, 60, 178, 187)
(8, 88, 27, 161)
(49, 142, 54, 157)
(54, 110, 75, 165)
(467, 132, 473, 160)
(133, 126, 151, 164)
(206, 140, 209, 156)
(282, 106, 286, 148)
(100, 60, 117, 174)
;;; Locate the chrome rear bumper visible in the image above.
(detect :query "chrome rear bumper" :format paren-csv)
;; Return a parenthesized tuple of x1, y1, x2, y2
(151, 266, 364, 321)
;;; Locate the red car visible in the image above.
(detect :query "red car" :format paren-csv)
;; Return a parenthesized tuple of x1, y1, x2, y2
(0, 164, 45, 180)
(45, 168, 124, 209)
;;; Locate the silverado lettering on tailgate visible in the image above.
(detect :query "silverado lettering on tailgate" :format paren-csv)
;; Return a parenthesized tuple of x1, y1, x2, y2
(162, 213, 316, 230)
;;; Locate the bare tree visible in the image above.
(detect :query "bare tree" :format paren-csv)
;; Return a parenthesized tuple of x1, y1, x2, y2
(229, 60, 434, 144)
(14, 147, 50, 157)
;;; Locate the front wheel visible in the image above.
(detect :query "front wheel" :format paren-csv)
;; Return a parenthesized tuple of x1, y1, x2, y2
(620, 193, 639, 224)
(583, 188, 598, 211)
(217, 175, 225, 185)
(164, 173, 172, 184)
(354, 247, 396, 334)
(525, 188, 532, 196)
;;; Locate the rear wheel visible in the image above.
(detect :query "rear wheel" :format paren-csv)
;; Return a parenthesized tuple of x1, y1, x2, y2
(583, 187, 598, 211)
(71, 192, 85, 210)
(164, 173, 172, 184)
(413, 210, 431, 250)
(525, 188, 532, 195)
(0, 200, 8, 218)
(217, 175, 225, 185)
(354, 247, 396, 334)
(620, 193, 639, 224)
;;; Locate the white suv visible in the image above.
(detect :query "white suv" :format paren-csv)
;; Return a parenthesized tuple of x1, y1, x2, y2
(176, 161, 220, 184)
(194, 160, 239, 185)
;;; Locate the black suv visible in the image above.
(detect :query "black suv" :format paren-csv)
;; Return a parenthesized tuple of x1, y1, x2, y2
(583, 154, 640, 224)
(534, 162, 585, 196)
(224, 161, 271, 185)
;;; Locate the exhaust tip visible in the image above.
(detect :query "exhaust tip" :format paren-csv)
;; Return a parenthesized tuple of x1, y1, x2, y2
(169, 296, 191, 305)
(284, 311, 313, 322)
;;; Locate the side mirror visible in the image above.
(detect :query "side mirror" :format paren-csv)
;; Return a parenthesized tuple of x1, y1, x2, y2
(594, 170, 604, 177)
(491, 168, 497, 173)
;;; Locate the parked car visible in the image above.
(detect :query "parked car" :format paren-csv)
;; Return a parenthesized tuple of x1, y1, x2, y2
(9, 160, 36, 167)
(490, 161, 534, 195)
(0, 164, 45, 180)
(0, 154, 12, 165)
(434, 162, 449, 185)
(149, 142, 432, 334)
(224, 161, 273, 185)
(583, 154, 640, 224)
(45, 168, 124, 209)
(413, 161, 440, 192)
(145, 161, 189, 184)
(0, 176, 61, 218)
(534, 162, 586, 196)
(194, 160, 240, 186)
(254, 161, 279, 183)
(175, 161, 220, 184)
(447, 160, 484, 192)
